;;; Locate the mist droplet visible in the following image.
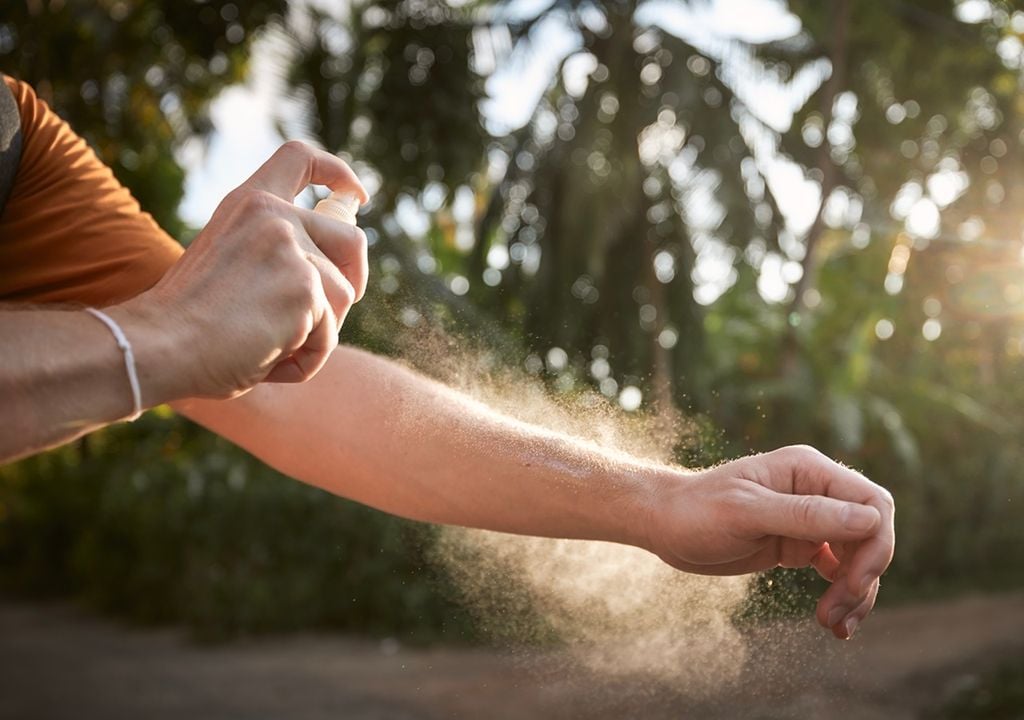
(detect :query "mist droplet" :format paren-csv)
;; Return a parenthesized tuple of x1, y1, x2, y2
(619, 386, 643, 412)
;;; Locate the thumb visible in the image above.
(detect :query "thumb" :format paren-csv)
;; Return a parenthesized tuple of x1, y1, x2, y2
(755, 494, 881, 543)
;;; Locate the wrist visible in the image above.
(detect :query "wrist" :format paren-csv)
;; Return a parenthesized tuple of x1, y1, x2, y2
(635, 466, 700, 560)
(621, 465, 686, 555)
(105, 294, 196, 408)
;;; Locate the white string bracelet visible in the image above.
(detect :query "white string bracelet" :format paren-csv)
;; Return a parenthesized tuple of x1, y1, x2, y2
(84, 307, 143, 422)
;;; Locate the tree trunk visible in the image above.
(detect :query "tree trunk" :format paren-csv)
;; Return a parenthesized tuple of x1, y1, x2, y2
(779, 0, 851, 372)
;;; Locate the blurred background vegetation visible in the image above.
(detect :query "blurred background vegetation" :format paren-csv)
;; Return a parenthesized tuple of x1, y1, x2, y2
(2, 0, 1024, 678)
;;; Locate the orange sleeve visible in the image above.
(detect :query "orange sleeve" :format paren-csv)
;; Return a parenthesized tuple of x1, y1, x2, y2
(0, 76, 184, 306)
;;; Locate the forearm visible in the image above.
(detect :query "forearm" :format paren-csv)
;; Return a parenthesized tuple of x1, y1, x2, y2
(174, 346, 662, 549)
(174, 346, 897, 641)
(0, 302, 183, 463)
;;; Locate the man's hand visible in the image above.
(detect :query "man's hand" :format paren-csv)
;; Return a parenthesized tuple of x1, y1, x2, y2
(645, 445, 895, 639)
(114, 141, 369, 402)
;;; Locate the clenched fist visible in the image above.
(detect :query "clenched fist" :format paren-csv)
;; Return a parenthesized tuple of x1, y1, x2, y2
(113, 141, 369, 401)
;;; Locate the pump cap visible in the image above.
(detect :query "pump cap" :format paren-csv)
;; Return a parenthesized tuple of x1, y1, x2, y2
(327, 190, 361, 216)
(314, 190, 362, 225)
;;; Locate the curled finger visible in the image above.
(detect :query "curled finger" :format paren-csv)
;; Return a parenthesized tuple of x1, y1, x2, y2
(306, 251, 357, 328)
(833, 578, 879, 639)
(297, 207, 369, 301)
(810, 542, 840, 583)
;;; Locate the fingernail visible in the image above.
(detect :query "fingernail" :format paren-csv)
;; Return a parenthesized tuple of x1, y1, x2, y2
(827, 606, 849, 627)
(844, 616, 859, 639)
(841, 505, 878, 533)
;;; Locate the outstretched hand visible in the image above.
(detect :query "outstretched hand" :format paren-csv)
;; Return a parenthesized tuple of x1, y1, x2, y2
(646, 445, 895, 639)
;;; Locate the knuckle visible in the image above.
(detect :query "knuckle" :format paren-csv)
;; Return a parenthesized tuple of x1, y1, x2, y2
(316, 305, 338, 337)
(788, 444, 823, 460)
(338, 276, 356, 305)
(351, 226, 368, 248)
(278, 139, 311, 160)
(327, 329, 341, 351)
(774, 444, 825, 468)
(266, 215, 297, 243)
(256, 218, 298, 260)
(791, 495, 818, 526)
(220, 187, 245, 209)
(297, 268, 320, 299)
(232, 188, 276, 214)
(283, 266, 318, 307)
(877, 489, 896, 512)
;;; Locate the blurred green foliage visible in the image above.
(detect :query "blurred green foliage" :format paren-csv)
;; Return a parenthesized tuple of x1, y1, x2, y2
(0, 412, 474, 642)
(2, 0, 1024, 639)
(0, 0, 286, 235)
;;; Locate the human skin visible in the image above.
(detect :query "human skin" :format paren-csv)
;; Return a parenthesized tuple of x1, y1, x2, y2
(0, 142, 894, 640)
(0, 141, 369, 461)
(176, 353, 893, 640)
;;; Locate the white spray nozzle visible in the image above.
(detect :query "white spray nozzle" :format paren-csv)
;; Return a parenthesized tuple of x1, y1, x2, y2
(314, 190, 361, 225)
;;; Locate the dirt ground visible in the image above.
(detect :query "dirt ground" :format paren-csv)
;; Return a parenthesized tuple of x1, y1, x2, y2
(1, 592, 1022, 720)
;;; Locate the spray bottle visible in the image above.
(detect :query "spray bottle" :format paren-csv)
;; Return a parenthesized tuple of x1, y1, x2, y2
(313, 190, 361, 225)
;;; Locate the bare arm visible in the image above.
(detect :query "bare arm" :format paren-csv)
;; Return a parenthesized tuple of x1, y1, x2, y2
(175, 345, 656, 548)
(175, 345, 895, 640)
(0, 304, 184, 462)
(5, 141, 893, 639)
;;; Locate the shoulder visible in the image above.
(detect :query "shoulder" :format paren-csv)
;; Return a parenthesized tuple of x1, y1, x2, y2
(0, 75, 184, 306)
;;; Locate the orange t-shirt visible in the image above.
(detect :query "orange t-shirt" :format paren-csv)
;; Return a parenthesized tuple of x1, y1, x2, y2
(0, 76, 183, 306)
